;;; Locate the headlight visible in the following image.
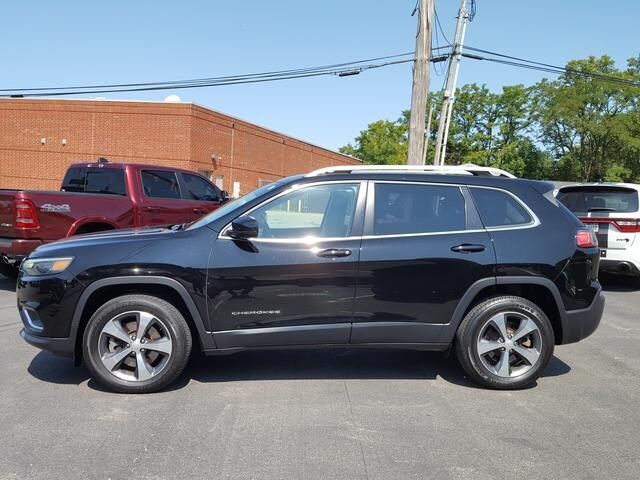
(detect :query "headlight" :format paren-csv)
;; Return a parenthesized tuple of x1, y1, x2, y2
(21, 257, 74, 276)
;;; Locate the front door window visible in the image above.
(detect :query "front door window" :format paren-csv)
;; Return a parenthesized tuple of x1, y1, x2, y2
(248, 183, 360, 239)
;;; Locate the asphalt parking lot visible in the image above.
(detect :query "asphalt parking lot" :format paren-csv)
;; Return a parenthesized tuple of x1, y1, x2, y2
(1, 274, 639, 480)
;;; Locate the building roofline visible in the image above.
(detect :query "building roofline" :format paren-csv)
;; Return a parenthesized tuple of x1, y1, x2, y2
(0, 96, 362, 163)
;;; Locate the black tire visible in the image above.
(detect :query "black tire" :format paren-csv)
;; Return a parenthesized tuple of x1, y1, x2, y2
(83, 294, 192, 393)
(0, 262, 19, 279)
(455, 295, 555, 390)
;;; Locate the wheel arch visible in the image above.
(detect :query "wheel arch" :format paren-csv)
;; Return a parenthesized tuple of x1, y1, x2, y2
(67, 218, 118, 237)
(443, 276, 566, 345)
(70, 276, 214, 364)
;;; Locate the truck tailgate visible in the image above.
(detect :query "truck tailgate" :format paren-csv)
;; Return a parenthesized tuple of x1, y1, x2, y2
(0, 190, 20, 238)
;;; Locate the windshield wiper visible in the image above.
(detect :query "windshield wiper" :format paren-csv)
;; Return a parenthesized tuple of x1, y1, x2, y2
(587, 207, 617, 212)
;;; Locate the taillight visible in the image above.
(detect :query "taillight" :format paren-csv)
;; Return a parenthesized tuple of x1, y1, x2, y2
(613, 219, 640, 233)
(581, 217, 640, 233)
(576, 229, 598, 248)
(15, 200, 40, 228)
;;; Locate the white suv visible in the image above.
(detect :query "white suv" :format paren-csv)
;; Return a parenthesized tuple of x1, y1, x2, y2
(557, 183, 640, 277)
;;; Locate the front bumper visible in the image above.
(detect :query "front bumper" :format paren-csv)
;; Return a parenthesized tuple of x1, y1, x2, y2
(0, 237, 42, 261)
(20, 328, 74, 357)
(560, 288, 605, 344)
(17, 269, 84, 359)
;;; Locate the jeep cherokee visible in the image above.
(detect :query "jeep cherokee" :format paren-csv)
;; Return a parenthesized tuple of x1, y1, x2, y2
(17, 165, 605, 393)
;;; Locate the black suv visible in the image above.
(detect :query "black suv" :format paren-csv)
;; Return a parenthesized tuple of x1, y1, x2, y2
(17, 166, 605, 393)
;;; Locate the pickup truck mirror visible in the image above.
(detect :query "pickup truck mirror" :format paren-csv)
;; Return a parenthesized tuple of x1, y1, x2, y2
(228, 215, 259, 240)
(220, 190, 230, 202)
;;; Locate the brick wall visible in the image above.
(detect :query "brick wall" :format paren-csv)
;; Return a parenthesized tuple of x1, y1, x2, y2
(0, 99, 359, 193)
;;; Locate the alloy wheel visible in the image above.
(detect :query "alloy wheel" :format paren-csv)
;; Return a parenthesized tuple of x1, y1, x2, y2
(476, 311, 542, 378)
(97, 311, 173, 382)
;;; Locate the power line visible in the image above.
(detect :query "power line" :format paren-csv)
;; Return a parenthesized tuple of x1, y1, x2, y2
(434, 9, 451, 45)
(0, 48, 451, 98)
(468, 0, 477, 21)
(3, 44, 637, 98)
(432, 9, 447, 76)
(2, 59, 413, 97)
(0, 52, 416, 93)
(463, 45, 640, 88)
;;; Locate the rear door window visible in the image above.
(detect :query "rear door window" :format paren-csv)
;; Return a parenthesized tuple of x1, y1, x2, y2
(181, 173, 221, 201)
(141, 170, 181, 199)
(61, 167, 126, 196)
(557, 187, 639, 214)
(84, 169, 126, 195)
(470, 188, 533, 228)
(373, 183, 466, 235)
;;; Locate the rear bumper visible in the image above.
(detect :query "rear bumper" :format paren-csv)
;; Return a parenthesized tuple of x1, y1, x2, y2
(599, 259, 640, 276)
(0, 237, 42, 261)
(560, 288, 605, 345)
(20, 328, 74, 357)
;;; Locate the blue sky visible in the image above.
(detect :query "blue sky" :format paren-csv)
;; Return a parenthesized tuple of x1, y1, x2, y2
(1, 1, 638, 151)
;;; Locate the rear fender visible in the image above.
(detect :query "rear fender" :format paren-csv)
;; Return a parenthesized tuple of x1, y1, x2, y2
(67, 217, 118, 237)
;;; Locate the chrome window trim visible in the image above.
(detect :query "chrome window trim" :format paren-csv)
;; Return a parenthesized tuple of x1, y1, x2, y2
(360, 229, 486, 240)
(218, 180, 541, 243)
(218, 180, 366, 241)
(469, 185, 541, 231)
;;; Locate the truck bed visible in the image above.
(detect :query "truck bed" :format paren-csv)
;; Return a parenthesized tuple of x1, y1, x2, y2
(0, 190, 135, 242)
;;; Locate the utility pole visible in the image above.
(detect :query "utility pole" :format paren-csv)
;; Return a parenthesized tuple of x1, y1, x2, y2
(407, 0, 434, 165)
(433, 0, 470, 166)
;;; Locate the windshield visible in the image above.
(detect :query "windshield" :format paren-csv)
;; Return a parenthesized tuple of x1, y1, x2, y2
(557, 186, 639, 214)
(187, 177, 295, 230)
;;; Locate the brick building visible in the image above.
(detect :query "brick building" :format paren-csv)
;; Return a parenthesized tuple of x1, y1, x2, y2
(0, 98, 360, 193)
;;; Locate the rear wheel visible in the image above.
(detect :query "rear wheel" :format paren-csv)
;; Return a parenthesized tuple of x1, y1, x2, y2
(455, 295, 554, 390)
(83, 294, 192, 393)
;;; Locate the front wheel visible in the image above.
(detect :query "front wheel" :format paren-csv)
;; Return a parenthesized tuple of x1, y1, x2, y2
(83, 294, 192, 393)
(455, 295, 555, 390)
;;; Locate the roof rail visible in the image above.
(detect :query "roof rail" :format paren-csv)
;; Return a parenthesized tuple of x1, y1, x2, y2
(305, 163, 516, 178)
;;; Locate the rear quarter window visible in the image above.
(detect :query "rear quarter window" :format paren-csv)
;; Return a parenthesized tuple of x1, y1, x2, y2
(470, 188, 533, 228)
(61, 167, 87, 192)
(61, 167, 126, 196)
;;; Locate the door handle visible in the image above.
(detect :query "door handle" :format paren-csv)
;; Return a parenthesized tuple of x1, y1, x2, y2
(142, 206, 160, 212)
(451, 243, 486, 253)
(192, 207, 207, 214)
(315, 248, 352, 258)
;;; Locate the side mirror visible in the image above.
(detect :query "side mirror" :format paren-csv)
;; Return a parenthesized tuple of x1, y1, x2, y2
(228, 215, 259, 240)
(220, 190, 230, 202)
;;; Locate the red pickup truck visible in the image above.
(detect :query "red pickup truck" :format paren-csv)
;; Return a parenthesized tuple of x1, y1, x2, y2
(0, 159, 228, 277)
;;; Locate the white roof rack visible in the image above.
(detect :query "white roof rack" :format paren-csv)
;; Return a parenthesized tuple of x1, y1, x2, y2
(306, 163, 516, 178)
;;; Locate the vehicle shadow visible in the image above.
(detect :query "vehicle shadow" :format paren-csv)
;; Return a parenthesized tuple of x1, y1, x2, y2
(0, 275, 16, 292)
(184, 349, 572, 390)
(27, 351, 91, 386)
(599, 272, 640, 292)
(28, 348, 572, 392)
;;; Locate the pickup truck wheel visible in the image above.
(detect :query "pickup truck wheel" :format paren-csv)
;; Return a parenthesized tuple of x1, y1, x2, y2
(83, 294, 192, 393)
(455, 295, 554, 390)
(0, 262, 18, 279)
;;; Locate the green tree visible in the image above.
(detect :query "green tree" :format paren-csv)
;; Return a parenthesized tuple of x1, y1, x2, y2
(339, 117, 408, 165)
(341, 54, 640, 182)
(532, 55, 640, 182)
